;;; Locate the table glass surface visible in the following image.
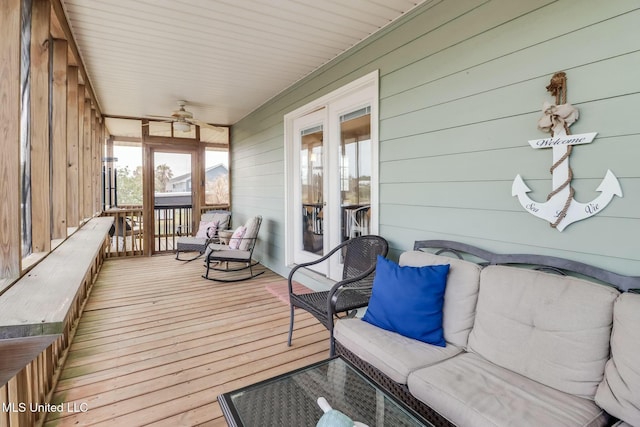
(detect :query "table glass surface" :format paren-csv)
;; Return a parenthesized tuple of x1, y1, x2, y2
(218, 357, 431, 427)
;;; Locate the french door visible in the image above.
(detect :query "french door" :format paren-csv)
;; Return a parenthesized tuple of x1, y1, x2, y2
(286, 71, 378, 280)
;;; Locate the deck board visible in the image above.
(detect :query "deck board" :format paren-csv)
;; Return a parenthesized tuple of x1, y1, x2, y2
(45, 255, 329, 426)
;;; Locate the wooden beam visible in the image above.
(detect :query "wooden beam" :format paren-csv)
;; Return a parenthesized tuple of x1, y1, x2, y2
(30, 0, 52, 253)
(110, 136, 142, 143)
(51, 38, 68, 239)
(105, 138, 114, 209)
(66, 66, 80, 227)
(49, 0, 101, 116)
(49, 2, 65, 39)
(82, 94, 92, 220)
(77, 84, 85, 220)
(104, 113, 230, 129)
(92, 111, 100, 215)
(0, 0, 22, 287)
(142, 145, 153, 256)
(66, 44, 77, 66)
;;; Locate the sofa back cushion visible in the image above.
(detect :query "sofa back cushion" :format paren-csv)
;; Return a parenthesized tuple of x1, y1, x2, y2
(399, 251, 482, 348)
(595, 292, 640, 426)
(467, 265, 620, 399)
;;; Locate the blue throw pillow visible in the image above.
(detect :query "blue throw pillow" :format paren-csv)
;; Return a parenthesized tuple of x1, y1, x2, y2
(362, 256, 450, 347)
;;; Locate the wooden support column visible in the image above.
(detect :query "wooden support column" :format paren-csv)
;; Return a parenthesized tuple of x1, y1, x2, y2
(95, 113, 102, 214)
(66, 66, 80, 227)
(77, 84, 85, 220)
(90, 108, 98, 216)
(105, 137, 114, 209)
(0, 0, 22, 286)
(51, 38, 68, 239)
(143, 144, 154, 256)
(99, 121, 107, 211)
(30, 0, 51, 253)
(82, 94, 92, 219)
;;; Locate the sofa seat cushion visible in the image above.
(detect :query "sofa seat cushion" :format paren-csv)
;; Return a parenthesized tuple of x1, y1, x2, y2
(595, 292, 640, 427)
(467, 265, 620, 399)
(334, 318, 461, 384)
(399, 251, 482, 348)
(408, 352, 608, 427)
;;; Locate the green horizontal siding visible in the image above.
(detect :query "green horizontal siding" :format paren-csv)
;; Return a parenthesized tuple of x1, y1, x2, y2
(232, 0, 640, 278)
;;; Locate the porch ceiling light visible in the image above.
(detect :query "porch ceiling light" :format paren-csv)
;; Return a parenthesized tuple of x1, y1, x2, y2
(174, 121, 191, 133)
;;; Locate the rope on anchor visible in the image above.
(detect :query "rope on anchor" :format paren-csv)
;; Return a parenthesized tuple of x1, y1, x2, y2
(542, 72, 575, 228)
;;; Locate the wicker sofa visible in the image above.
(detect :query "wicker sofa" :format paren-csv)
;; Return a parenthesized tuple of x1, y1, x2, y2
(334, 240, 640, 427)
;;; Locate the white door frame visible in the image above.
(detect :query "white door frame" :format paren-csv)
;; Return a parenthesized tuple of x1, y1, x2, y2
(284, 70, 379, 278)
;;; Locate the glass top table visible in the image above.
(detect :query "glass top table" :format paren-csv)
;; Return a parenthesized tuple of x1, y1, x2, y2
(218, 356, 432, 427)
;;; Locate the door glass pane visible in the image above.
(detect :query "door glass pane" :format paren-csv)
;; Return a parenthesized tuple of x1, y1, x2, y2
(153, 152, 192, 253)
(340, 107, 371, 242)
(300, 125, 323, 255)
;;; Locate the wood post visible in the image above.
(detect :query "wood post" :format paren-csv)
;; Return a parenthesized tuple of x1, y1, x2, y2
(82, 92, 92, 220)
(77, 84, 86, 221)
(0, 0, 22, 286)
(67, 66, 80, 228)
(51, 38, 68, 240)
(30, 0, 52, 253)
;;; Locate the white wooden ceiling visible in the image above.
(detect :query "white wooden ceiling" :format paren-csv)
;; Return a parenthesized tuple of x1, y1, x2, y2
(60, 0, 427, 136)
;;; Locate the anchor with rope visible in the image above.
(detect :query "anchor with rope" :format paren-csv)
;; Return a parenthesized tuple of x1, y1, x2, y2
(512, 72, 622, 231)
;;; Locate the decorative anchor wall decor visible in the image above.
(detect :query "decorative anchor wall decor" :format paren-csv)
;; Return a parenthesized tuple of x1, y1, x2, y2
(512, 72, 622, 231)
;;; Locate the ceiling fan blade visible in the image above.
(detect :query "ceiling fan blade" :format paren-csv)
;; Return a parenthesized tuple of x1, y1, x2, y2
(188, 118, 222, 130)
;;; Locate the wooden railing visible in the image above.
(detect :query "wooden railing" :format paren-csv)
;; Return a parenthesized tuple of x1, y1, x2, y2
(0, 218, 112, 427)
(102, 207, 144, 257)
(154, 204, 230, 253)
(153, 204, 191, 253)
(102, 204, 230, 257)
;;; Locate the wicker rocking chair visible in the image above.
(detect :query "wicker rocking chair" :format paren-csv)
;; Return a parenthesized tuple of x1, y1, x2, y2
(287, 235, 388, 355)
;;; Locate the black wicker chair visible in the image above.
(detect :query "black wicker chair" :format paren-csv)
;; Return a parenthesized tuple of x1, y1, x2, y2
(287, 235, 388, 356)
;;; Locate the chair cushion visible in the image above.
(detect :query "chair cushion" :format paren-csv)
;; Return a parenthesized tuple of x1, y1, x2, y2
(400, 251, 482, 348)
(205, 243, 251, 261)
(228, 226, 246, 250)
(595, 292, 640, 427)
(239, 216, 260, 251)
(334, 318, 462, 384)
(362, 256, 449, 347)
(176, 236, 207, 252)
(467, 265, 620, 399)
(408, 352, 608, 427)
(195, 220, 218, 238)
(208, 248, 251, 261)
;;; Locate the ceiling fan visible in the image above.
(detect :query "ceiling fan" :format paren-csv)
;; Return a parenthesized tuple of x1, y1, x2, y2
(145, 100, 218, 133)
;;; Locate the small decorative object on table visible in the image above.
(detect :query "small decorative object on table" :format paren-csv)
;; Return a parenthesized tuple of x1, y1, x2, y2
(316, 397, 368, 427)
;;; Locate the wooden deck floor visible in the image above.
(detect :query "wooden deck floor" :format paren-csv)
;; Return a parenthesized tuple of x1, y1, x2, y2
(45, 255, 329, 426)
